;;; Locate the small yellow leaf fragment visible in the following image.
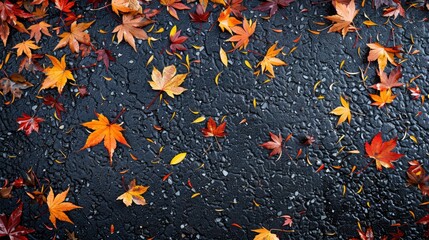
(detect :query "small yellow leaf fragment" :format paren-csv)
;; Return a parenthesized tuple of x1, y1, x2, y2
(214, 72, 222, 86)
(420, 201, 429, 206)
(357, 185, 363, 194)
(339, 60, 345, 69)
(221, 115, 227, 122)
(347, 150, 360, 154)
(192, 45, 202, 50)
(170, 25, 177, 38)
(130, 153, 138, 161)
(189, 108, 199, 115)
(155, 27, 164, 33)
(410, 135, 418, 144)
(253, 199, 260, 207)
(308, 29, 320, 35)
(263, 79, 271, 84)
(253, 98, 257, 109)
(367, 201, 371, 208)
(271, 28, 282, 33)
(170, 111, 176, 121)
(146, 55, 154, 66)
(191, 193, 201, 198)
(98, 29, 107, 34)
(244, 60, 252, 70)
(409, 210, 415, 219)
(342, 185, 346, 196)
(170, 152, 187, 165)
(313, 80, 322, 92)
(317, 95, 325, 100)
(336, 135, 344, 144)
(103, 76, 112, 81)
(220, 47, 228, 67)
(192, 116, 206, 123)
(146, 138, 154, 144)
(288, 46, 298, 55)
(363, 20, 377, 26)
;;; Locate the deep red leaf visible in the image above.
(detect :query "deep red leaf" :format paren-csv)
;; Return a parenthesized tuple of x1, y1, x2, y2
(202, 117, 226, 138)
(96, 49, 116, 71)
(0, 203, 35, 239)
(254, 0, 295, 17)
(16, 113, 44, 136)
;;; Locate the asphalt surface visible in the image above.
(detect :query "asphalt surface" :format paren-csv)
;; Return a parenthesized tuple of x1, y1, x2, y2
(1, 0, 429, 239)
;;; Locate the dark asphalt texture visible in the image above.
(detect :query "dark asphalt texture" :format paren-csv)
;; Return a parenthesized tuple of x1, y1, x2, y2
(1, 0, 429, 239)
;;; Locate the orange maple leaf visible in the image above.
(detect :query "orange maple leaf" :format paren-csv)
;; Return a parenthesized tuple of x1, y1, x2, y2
(28, 21, 51, 43)
(218, 7, 241, 34)
(148, 65, 187, 98)
(370, 89, 396, 108)
(41, 55, 74, 94)
(226, 17, 256, 50)
(112, 13, 152, 51)
(54, 21, 94, 53)
(47, 187, 82, 228)
(325, 0, 359, 37)
(367, 42, 402, 72)
(370, 66, 403, 91)
(81, 112, 130, 165)
(252, 227, 279, 240)
(256, 42, 287, 77)
(159, 0, 190, 20)
(365, 132, 404, 171)
(13, 40, 40, 59)
(117, 179, 149, 207)
(111, 0, 142, 15)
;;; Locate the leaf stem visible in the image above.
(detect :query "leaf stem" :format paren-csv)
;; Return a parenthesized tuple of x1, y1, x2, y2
(111, 107, 126, 124)
(356, 159, 375, 175)
(90, 4, 112, 11)
(215, 137, 222, 151)
(146, 91, 162, 110)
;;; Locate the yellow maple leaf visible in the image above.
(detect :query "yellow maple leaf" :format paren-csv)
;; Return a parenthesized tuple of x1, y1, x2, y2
(148, 65, 187, 98)
(13, 40, 40, 59)
(252, 227, 279, 240)
(325, 0, 359, 37)
(367, 42, 402, 72)
(330, 95, 351, 125)
(111, 0, 142, 15)
(218, 7, 241, 34)
(117, 179, 149, 207)
(370, 89, 396, 108)
(81, 112, 131, 165)
(54, 21, 94, 53)
(41, 55, 74, 94)
(47, 187, 82, 228)
(256, 42, 287, 78)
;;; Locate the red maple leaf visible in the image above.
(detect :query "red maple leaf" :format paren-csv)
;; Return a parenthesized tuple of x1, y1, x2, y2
(370, 66, 403, 91)
(280, 215, 293, 227)
(189, 4, 210, 23)
(227, 0, 247, 18)
(357, 226, 374, 240)
(43, 95, 65, 120)
(261, 132, 283, 158)
(202, 117, 226, 138)
(170, 28, 188, 52)
(0, 203, 35, 240)
(254, 0, 295, 17)
(406, 160, 429, 195)
(96, 49, 115, 71)
(55, 0, 75, 13)
(17, 113, 44, 136)
(364, 132, 404, 171)
(408, 85, 421, 100)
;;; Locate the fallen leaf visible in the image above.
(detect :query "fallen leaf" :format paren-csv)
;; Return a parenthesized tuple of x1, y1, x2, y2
(80, 112, 131, 164)
(256, 42, 286, 77)
(383, 0, 405, 19)
(370, 89, 396, 108)
(169, 25, 188, 52)
(202, 117, 226, 137)
(55, 0, 74, 12)
(0, 203, 35, 239)
(325, 0, 359, 37)
(220, 47, 228, 67)
(148, 65, 187, 98)
(227, 17, 256, 50)
(54, 21, 94, 53)
(160, 0, 190, 20)
(28, 21, 51, 43)
(370, 66, 403, 91)
(261, 132, 283, 158)
(281, 215, 293, 227)
(365, 132, 404, 171)
(330, 95, 351, 125)
(117, 179, 148, 206)
(218, 7, 241, 34)
(17, 113, 44, 136)
(252, 227, 279, 240)
(254, 0, 295, 17)
(170, 152, 187, 165)
(96, 49, 116, 71)
(367, 42, 402, 72)
(111, 0, 142, 15)
(0, 74, 33, 103)
(113, 13, 152, 51)
(189, 4, 210, 22)
(47, 187, 82, 228)
(41, 55, 75, 94)
(13, 40, 40, 59)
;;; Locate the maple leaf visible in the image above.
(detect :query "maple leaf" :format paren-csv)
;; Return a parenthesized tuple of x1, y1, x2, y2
(13, 40, 40, 59)
(202, 117, 226, 138)
(218, 7, 241, 34)
(189, 4, 210, 23)
(41, 55, 75, 94)
(373, 0, 392, 9)
(330, 95, 351, 125)
(325, 0, 359, 37)
(257, 42, 286, 77)
(370, 89, 396, 108)
(408, 85, 421, 100)
(0, 1, 32, 46)
(17, 113, 44, 136)
(148, 65, 187, 98)
(117, 179, 149, 207)
(252, 227, 279, 240)
(169, 25, 188, 52)
(227, 17, 257, 50)
(76, 85, 89, 98)
(0, 203, 35, 239)
(367, 42, 402, 72)
(261, 132, 283, 158)
(406, 160, 429, 195)
(43, 95, 65, 120)
(417, 214, 429, 225)
(47, 187, 82, 228)
(357, 226, 374, 240)
(254, 0, 295, 17)
(370, 66, 403, 91)
(159, 0, 190, 20)
(28, 21, 51, 43)
(96, 49, 115, 71)
(281, 215, 293, 227)
(111, 0, 142, 15)
(382, 0, 405, 19)
(54, 21, 94, 53)
(365, 132, 404, 171)
(112, 13, 152, 51)
(55, 0, 74, 12)
(226, 0, 246, 18)
(81, 112, 131, 164)
(19, 54, 44, 73)
(0, 73, 33, 104)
